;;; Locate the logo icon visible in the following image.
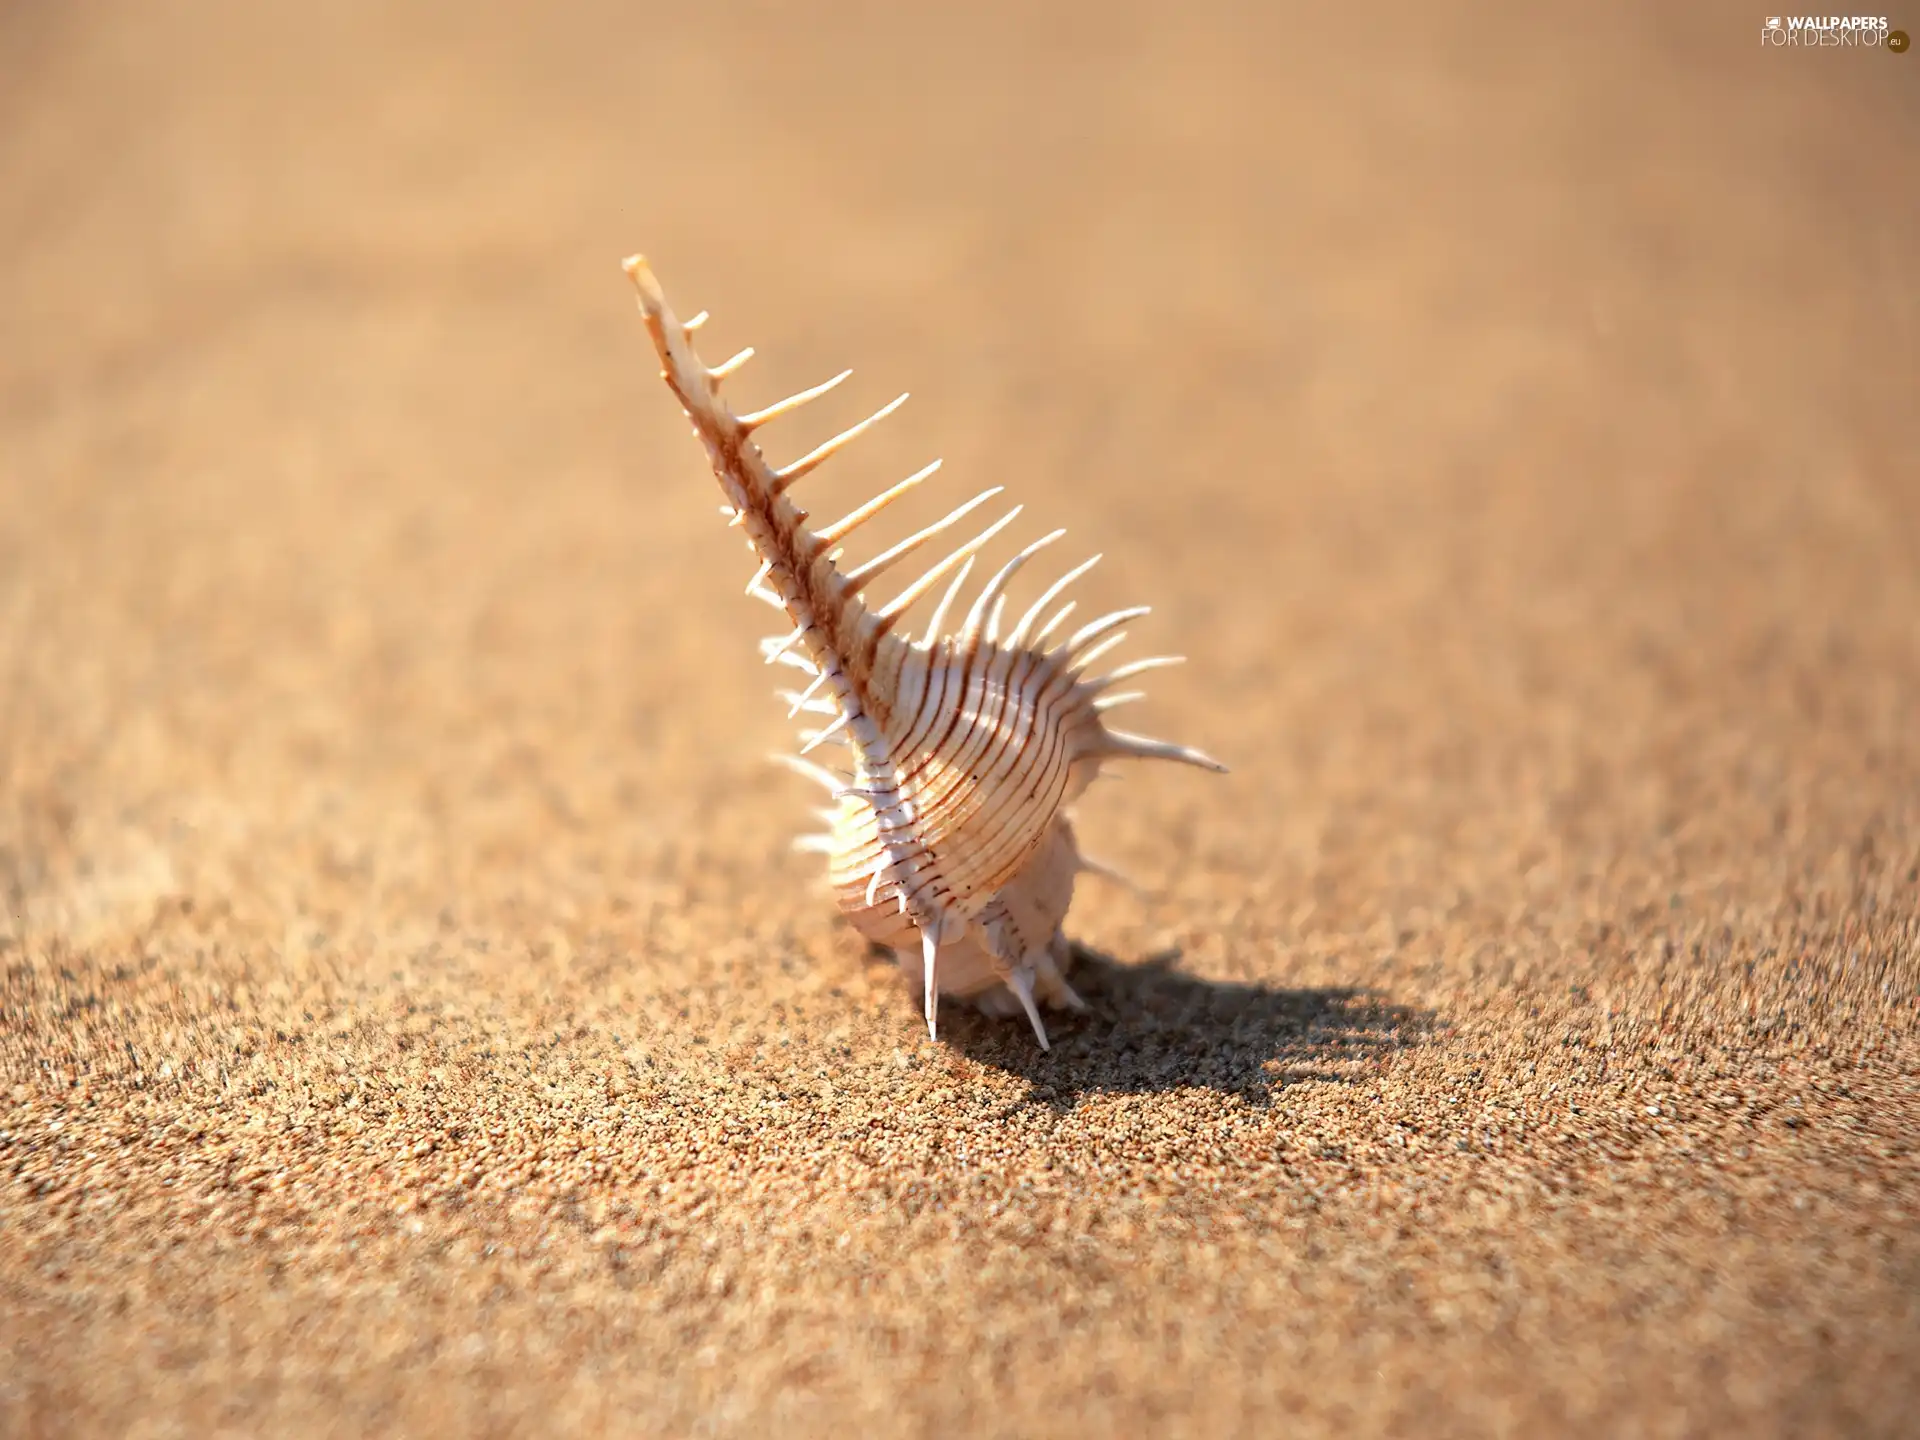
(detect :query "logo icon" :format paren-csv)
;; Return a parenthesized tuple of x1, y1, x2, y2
(1889, 27, 1911, 49)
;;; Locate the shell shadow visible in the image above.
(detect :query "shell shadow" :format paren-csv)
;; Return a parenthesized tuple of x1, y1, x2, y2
(937, 945, 1437, 1111)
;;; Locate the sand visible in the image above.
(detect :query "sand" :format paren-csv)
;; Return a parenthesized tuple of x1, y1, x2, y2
(3, 1, 1917, 1435)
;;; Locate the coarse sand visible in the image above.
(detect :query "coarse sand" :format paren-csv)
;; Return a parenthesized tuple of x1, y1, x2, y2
(2, 1, 1916, 1435)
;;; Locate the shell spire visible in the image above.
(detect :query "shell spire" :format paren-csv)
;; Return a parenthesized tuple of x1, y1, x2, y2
(624, 254, 1225, 1049)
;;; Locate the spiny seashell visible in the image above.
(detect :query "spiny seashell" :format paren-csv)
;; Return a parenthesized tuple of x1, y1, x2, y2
(624, 255, 1225, 1049)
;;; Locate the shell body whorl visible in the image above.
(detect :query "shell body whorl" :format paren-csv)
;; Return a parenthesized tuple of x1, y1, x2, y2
(624, 255, 1224, 1048)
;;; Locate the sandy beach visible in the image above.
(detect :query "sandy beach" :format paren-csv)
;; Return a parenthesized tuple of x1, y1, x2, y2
(3, 1, 1916, 1434)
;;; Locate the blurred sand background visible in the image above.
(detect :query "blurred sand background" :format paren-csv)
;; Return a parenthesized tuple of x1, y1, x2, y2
(2, 1, 1917, 1435)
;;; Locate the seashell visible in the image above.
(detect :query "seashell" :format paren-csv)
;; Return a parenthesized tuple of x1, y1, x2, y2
(623, 255, 1225, 1049)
